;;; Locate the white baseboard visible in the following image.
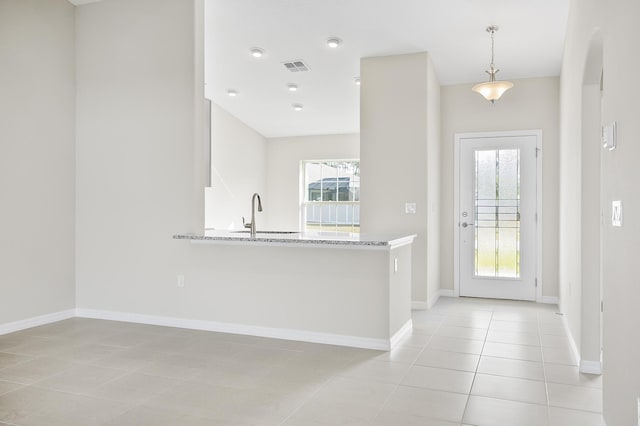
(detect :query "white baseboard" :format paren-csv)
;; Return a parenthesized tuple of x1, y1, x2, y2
(580, 360, 602, 375)
(75, 308, 392, 351)
(427, 292, 440, 309)
(0, 309, 76, 336)
(439, 289, 456, 298)
(390, 319, 413, 350)
(561, 314, 581, 369)
(539, 296, 560, 305)
(423, 289, 456, 309)
(414, 290, 456, 311)
(411, 301, 428, 310)
(558, 313, 603, 376)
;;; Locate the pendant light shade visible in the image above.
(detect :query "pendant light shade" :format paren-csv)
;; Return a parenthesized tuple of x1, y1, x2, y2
(472, 80, 514, 102)
(472, 25, 513, 103)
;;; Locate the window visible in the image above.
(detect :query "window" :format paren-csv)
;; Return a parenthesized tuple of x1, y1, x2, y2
(302, 160, 360, 233)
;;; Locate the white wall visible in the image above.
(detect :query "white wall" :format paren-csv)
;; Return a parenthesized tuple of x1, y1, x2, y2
(426, 56, 441, 306)
(580, 83, 601, 366)
(264, 134, 359, 231)
(360, 52, 440, 305)
(205, 104, 266, 230)
(440, 78, 560, 300)
(75, 0, 206, 313)
(72, 0, 398, 349)
(558, 2, 585, 370)
(560, 0, 640, 423)
(0, 0, 76, 325)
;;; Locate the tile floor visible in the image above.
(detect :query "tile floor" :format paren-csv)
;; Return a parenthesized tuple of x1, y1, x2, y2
(0, 297, 604, 425)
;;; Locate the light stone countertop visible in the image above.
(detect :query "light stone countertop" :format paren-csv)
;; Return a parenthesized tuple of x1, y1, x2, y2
(173, 229, 416, 248)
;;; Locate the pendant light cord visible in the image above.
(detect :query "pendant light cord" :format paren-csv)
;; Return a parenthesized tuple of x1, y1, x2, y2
(488, 27, 497, 81)
(490, 29, 495, 70)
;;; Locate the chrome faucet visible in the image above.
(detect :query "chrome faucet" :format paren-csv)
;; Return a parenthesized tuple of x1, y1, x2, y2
(242, 193, 263, 237)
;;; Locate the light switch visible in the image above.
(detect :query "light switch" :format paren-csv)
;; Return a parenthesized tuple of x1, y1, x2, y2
(405, 203, 416, 214)
(602, 122, 617, 151)
(612, 201, 622, 227)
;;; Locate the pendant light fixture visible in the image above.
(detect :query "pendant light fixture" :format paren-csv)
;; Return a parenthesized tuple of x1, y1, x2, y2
(472, 25, 513, 103)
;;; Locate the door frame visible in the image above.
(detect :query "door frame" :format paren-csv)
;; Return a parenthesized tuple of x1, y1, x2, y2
(453, 130, 543, 302)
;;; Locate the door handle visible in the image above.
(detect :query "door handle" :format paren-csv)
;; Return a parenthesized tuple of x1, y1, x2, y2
(461, 222, 474, 228)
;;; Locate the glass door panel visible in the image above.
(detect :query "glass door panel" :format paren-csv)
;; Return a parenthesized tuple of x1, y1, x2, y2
(474, 149, 521, 279)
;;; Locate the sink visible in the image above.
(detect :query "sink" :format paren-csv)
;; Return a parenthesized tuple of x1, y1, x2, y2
(231, 230, 300, 235)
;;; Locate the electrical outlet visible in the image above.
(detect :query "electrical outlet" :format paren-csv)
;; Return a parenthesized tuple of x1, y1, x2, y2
(612, 200, 622, 227)
(405, 203, 416, 214)
(602, 122, 617, 151)
(177, 274, 185, 288)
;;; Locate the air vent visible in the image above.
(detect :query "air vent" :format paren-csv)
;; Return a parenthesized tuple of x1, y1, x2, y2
(282, 60, 310, 72)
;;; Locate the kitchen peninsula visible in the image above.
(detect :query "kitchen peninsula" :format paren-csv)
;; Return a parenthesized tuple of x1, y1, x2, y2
(174, 230, 416, 350)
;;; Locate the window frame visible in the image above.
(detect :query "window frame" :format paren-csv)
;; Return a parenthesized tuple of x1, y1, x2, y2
(300, 159, 360, 233)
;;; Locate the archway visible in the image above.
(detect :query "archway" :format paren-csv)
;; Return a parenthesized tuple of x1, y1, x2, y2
(579, 30, 603, 373)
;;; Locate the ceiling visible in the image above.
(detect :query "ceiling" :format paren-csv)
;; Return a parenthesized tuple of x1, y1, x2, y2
(67, 0, 102, 5)
(70, 0, 570, 138)
(206, 0, 569, 138)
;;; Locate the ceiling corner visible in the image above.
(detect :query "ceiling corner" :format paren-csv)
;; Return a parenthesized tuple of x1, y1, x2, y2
(68, 0, 103, 6)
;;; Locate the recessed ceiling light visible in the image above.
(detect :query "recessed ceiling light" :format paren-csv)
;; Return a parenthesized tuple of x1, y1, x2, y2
(287, 84, 298, 92)
(354, 77, 361, 86)
(250, 47, 264, 58)
(227, 89, 237, 97)
(292, 104, 303, 111)
(326, 37, 342, 48)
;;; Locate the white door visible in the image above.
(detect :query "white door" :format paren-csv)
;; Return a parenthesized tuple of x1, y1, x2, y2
(458, 133, 539, 301)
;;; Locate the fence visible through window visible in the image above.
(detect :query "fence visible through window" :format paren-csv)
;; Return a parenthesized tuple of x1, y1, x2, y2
(302, 160, 360, 233)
